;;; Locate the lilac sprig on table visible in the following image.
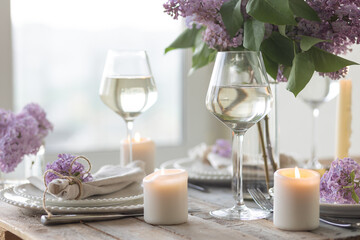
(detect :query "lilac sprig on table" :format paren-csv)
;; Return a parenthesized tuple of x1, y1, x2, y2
(211, 139, 232, 158)
(320, 158, 360, 204)
(45, 154, 93, 185)
(0, 103, 53, 173)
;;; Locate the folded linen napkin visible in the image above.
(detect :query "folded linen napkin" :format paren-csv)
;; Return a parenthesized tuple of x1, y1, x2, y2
(28, 160, 145, 200)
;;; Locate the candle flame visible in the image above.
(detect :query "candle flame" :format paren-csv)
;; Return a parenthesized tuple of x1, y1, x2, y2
(134, 132, 141, 142)
(295, 166, 301, 179)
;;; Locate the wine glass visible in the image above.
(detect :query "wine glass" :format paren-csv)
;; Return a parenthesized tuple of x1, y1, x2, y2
(298, 73, 339, 169)
(99, 50, 157, 165)
(206, 51, 273, 220)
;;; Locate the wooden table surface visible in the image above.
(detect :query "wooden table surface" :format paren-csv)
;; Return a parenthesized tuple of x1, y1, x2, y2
(0, 185, 359, 240)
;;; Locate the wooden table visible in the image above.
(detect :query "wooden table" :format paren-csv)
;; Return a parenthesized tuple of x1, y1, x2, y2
(0, 186, 359, 240)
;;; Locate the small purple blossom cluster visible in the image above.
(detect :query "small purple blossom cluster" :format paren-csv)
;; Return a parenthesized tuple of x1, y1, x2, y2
(212, 139, 232, 158)
(0, 103, 53, 173)
(45, 154, 93, 185)
(320, 158, 360, 204)
(164, 0, 249, 50)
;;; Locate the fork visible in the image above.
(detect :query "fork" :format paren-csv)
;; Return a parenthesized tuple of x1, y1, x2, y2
(247, 188, 360, 228)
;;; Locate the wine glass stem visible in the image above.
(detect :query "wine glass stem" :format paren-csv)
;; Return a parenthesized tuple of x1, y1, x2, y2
(310, 107, 319, 167)
(232, 132, 245, 209)
(126, 120, 134, 164)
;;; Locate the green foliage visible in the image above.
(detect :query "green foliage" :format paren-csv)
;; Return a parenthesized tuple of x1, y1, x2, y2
(300, 36, 328, 51)
(309, 47, 358, 72)
(220, 0, 243, 37)
(165, 26, 201, 53)
(260, 32, 294, 66)
(343, 170, 360, 203)
(243, 19, 265, 51)
(288, 0, 320, 21)
(286, 52, 314, 96)
(246, 0, 296, 25)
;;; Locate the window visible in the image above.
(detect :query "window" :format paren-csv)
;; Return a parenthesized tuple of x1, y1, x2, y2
(11, 0, 183, 153)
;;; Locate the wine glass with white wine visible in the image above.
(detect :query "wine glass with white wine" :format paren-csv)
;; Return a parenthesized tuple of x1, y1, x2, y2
(206, 51, 273, 220)
(99, 50, 157, 165)
(298, 73, 339, 169)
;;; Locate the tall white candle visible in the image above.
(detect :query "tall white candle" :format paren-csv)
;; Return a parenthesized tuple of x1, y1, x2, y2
(335, 79, 352, 159)
(121, 133, 155, 175)
(274, 167, 320, 231)
(143, 169, 188, 225)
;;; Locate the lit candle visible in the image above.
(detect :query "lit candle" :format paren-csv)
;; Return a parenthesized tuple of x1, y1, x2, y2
(143, 169, 188, 225)
(274, 167, 320, 231)
(121, 133, 155, 175)
(335, 79, 352, 159)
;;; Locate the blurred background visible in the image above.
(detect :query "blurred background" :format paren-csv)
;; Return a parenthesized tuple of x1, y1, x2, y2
(0, 0, 359, 178)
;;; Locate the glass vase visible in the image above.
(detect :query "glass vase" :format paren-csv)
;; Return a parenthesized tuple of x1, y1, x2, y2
(24, 144, 46, 178)
(242, 81, 279, 193)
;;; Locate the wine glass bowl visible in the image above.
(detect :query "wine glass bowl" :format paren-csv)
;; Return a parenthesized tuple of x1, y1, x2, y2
(298, 74, 339, 169)
(99, 50, 157, 164)
(206, 51, 273, 220)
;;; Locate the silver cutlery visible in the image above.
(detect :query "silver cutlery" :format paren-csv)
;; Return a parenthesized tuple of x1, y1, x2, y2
(41, 208, 201, 225)
(247, 188, 360, 229)
(188, 182, 209, 193)
(41, 213, 144, 226)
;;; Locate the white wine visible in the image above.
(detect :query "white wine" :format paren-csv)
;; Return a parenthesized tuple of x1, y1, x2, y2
(100, 76, 157, 120)
(206, 85, 272, 132)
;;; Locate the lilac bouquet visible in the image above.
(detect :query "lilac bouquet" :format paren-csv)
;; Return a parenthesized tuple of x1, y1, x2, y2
(0, 103, 53, 173)
(320, 158, 360, 204)
(45, 154, 93, 185)
(164, 0, 360, 96)
(212, 139, 232, 158)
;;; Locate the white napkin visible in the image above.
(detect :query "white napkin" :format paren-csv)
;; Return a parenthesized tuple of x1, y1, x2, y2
(207, 152, 231, 170)
(28, 160, 145, 200)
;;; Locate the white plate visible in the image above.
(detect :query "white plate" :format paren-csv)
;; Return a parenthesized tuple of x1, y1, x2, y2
(320, 202, 360, 218)
(0, 187, 143, 214)
(161, 158, 231, 184)
(13, 183, 143, 207)
(173, 158, 231, 177)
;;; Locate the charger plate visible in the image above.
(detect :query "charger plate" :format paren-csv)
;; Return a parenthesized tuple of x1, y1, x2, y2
(0, 186, 143, 213)
(13, 183, 143, 207)
(320, 202, 360, 218)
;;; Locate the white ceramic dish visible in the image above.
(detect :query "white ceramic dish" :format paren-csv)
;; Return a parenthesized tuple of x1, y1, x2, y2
(161, 158, 231, 184)
(320, 202, 360, 218)
(0, 187, 143, 213)
(13, 183, 143, 207)
(173, 158, 231, 177)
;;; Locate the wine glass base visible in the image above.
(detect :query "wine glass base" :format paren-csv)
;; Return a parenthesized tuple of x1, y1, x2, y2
(209, 205, 270, 220)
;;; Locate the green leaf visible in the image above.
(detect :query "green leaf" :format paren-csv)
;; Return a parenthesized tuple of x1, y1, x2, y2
(190, 32, 217, 73)
(243, 19, 265, 51)
(300, 36, 328, 51)
(288, 0, 320, 22)
(283, 66, 292, 79)
(278, 25, 286, 37)
(246, 0, 296, 25)
(260, 32, 294, 66)
(286, 52, 315, 96)
(352, 190, 360, 203)
(351, 170, 356, 182)
(165, 26, 201, 53)
(262, 53, 278, 80)
(309, 47, 358, 72)
(220, 0, 243, 37)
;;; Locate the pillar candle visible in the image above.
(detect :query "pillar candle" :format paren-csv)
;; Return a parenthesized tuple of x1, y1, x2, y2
(143, 169, 188, 225)
(335, 79, 352, 159)
(121, 133, 155, 175)
(274, 167, 320, 231)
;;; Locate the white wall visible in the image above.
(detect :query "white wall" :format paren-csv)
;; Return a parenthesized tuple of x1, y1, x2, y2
(278, 45, 360, 160)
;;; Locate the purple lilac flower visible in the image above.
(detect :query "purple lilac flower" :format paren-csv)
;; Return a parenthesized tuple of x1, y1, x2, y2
(0, 103, 53, 173)
(212, 139, 232, 158)
(320, 158, 360, 204)
(45, 154, 93, 185)
(164, 0, 251, 51)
